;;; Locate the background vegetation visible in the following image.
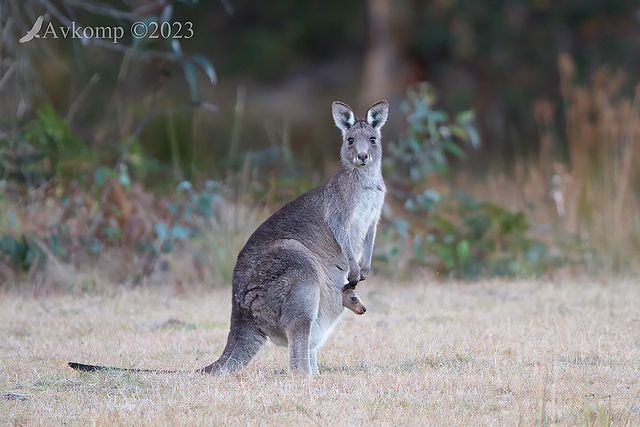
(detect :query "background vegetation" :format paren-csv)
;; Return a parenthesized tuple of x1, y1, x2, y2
(2, 0, 640, 290)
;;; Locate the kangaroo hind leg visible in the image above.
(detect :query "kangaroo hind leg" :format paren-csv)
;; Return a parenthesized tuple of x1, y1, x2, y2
(282, 279, 320, 375)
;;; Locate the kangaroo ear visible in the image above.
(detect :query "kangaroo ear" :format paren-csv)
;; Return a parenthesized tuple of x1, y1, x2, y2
(365, 100, 389, 130)
(332, 101, 356, 133)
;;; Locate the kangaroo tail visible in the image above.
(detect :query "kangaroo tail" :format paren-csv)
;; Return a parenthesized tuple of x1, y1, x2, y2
(69, 323, 267, 375)
(199, 324, 267, 374)
(68, 362, 181, 374)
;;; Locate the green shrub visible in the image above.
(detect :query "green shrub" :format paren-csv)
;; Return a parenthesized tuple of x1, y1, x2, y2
(385, 82, 479, 184)
(408, 191, 548, 279)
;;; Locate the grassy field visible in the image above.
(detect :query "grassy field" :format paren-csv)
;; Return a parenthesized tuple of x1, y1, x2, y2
(1, 278, 639, 426)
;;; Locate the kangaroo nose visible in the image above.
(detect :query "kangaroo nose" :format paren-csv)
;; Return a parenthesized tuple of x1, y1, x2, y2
(357, 153, 369, 164)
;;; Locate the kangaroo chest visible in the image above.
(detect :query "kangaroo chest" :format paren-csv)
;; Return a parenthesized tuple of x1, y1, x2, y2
(349, 185, 385, 258)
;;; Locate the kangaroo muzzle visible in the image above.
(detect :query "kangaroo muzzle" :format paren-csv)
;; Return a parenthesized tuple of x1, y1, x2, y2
(355, 152, 370, 166)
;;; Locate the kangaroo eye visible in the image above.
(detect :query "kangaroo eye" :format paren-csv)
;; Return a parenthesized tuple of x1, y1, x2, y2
(347, 137, 354, 145)
(369, 137, 376, 144)
(351, 297, 357, 302)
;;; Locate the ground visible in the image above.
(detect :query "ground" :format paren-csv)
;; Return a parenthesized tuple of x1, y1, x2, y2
(1, 278, 639, 425)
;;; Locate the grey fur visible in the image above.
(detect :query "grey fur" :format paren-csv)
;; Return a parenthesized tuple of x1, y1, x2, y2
(202, 100, 388, 375)
(68, 100, 388, 376)
(342, 287, 367, 315)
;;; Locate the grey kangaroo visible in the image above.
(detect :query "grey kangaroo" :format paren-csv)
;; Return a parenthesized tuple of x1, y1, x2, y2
(68, 100, 388, 375)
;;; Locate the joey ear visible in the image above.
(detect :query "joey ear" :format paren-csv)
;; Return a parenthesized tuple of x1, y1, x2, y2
(365, 100, 389, 130)
(332, 101, 356, 133)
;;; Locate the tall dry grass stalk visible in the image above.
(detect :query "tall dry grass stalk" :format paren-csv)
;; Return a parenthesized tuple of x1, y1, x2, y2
(453, 56, 640, 274)
(544, 55, 640, 271)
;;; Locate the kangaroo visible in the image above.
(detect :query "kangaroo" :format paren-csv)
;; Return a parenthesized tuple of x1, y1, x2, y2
(68, 286, 366, 374)
(69, 100, 388, 375)
(342, 285, 367, 315)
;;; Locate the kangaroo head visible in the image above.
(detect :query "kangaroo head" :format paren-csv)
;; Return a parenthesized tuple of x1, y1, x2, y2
(332, 100, 389, 171)
(342, 287, 367, 315)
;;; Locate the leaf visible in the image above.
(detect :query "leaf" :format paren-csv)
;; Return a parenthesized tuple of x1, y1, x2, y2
(438, 125, 451, 139)
(399, 101, 410, 115)
(443, 140, 466, 159)
(86, 239, 103, 254)
(102, 226, 122, 239)
(23, 238, 45, 270)
(428, 110, 448, 123)
(409, 165, 421, 181)
(456, 239, 470, 263)
(169, 224, 190, 240)
(205, 179, 217, 190)
(192, 54, 217, 85)
(414, 102, 430, 120)
(480, 201, 505, 219)
(392, 219, 409, 238)
(427, 121, 438, 140)
(7, 211, 18, 229)
(154, 222, 168, 240)
(160, 4, 173, 23)
(171, 39, 183, 58)
(118, 164, 131, 188)
(182, 61, 199, 102)
(408, 136, 421, 154)
(165, 202, 179, 216)
(448, 125, 469, 139)
(464, 214, 491, 236)
(177, 180, 193, 192)
(526, 242, 547, 264)
(404, 198, 415, 212)
(0, 235, 23, 264)
(413, 234, 424, 261)
(93, 166, 114, 186)
(465, 124, 481, 149)
(423, 189, 440, 203)
(439, 246, 456, 269)
(456, 110, 474, 123)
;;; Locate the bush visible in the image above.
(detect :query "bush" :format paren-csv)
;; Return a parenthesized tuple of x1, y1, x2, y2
(385, 82, 479, 184)
(378, 82, 551, 279)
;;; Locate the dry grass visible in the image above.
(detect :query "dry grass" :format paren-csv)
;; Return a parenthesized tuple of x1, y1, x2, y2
(1, 278, 639, 426)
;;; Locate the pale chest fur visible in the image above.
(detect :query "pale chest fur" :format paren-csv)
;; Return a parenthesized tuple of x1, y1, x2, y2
(349, 185, 385, 260)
